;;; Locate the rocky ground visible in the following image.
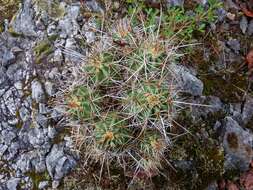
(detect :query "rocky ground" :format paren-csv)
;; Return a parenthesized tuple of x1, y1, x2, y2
(1, 0, 253, 189)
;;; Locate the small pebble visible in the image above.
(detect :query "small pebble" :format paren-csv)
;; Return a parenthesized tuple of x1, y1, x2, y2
(240, 16, 248, 34)
(226, 12, 236, 21)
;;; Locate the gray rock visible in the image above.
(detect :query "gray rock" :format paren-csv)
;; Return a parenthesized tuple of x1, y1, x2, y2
(46, 144, 76, 180)
(6, 178, 20, 190)
(51, 107, 63, 122)
(240, 16, 248, 34)
(0, 144, 8, 157)
(66, 4, 80, 20)
(39, 103, 48, 114)
(14, 81, 23, 91)
(0, 88, 20, 116)
(65, 38, 82, 63)
(28, 127, 45, 147)
(58, 5, 80, 38)
(0, 122, 9, 129)
(8, 118, 19, 126)
(85, 0, 104, 12)
(45, 81, 55, 96)
(16, 154, 32, 173)
(48, 67, 59, 80)
(52, 180, 60, 189)
(32, 80, 45, 103)
(230, 96, 253, 126)
(4, 19, 9, 32)
(38, 181, 49, 189)
(54, 155, 76, 180)
(226, 39, 240, 54)
(0, 35, 15, 67)
(1, 130, 17, 145)
(64, 136, 73, 148)
(173, 160, 193, 171)
(36, 114, 49, 128)
(191, 96, 223, 120)
(0, 185, 6, 190)
(231, 109, 243, 125)
(194, 0, 207, 5)
(11, 0, 36, 36)
(167, 0, 184, 7)
(242, 96, 253, 125)
(171, 64, 203, 96)
(213, 121, 221, 131)
(31, 155, 46, 173)
(2, 49, 15, 67)
(222, 117, 253, 172)
(47, 127, 57, 139)
(16, 149, 49, 173)
(47, 24, 57, 37)
(11, 46, 23, 54)
(46, 144, 64, 178)
(216, 8, 227, 22)
(0, 67, 7, 88)
(7, 142, 20, 160)
(19, 106, 30, 122)
(53, 49, 63, 63)
(6, 64, 24, 82)
(81, 19, 96, 44)
(248, 19, 253, 35)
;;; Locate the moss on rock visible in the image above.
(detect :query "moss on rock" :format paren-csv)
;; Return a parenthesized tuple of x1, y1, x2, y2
(8, 26, 24, 37)
(26, 171, 50, 190)
(169, 134, 225, 190)
(168, 109, 225, 190)
(33, 39, 54, 64)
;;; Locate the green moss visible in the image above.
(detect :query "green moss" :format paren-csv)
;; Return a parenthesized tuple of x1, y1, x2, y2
(34, 40, 52, 56)
(199, 72, 247, 103)
(8, 26, 24, 37)
(33, 0, 65, 19)
(33, 40, 54, 64)
(15, 110, 23, 129)
(26, 171, 50, 190)
(0, 25, 4, 33)
(168, 109, 225, 189)
(185, 38, 247, 103)
(169, 134, 225, 190)
(195, 145, 224, 181)
(48, 34, 58, 42)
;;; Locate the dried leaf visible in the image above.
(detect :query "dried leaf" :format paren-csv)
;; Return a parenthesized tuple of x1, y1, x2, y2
(246, 49, 253, 69)
(236, 0, 253, 17)
(241, 6, 253, 17)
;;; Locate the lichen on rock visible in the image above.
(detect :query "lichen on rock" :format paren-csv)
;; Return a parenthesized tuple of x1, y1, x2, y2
(32, 0, 66, 19)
